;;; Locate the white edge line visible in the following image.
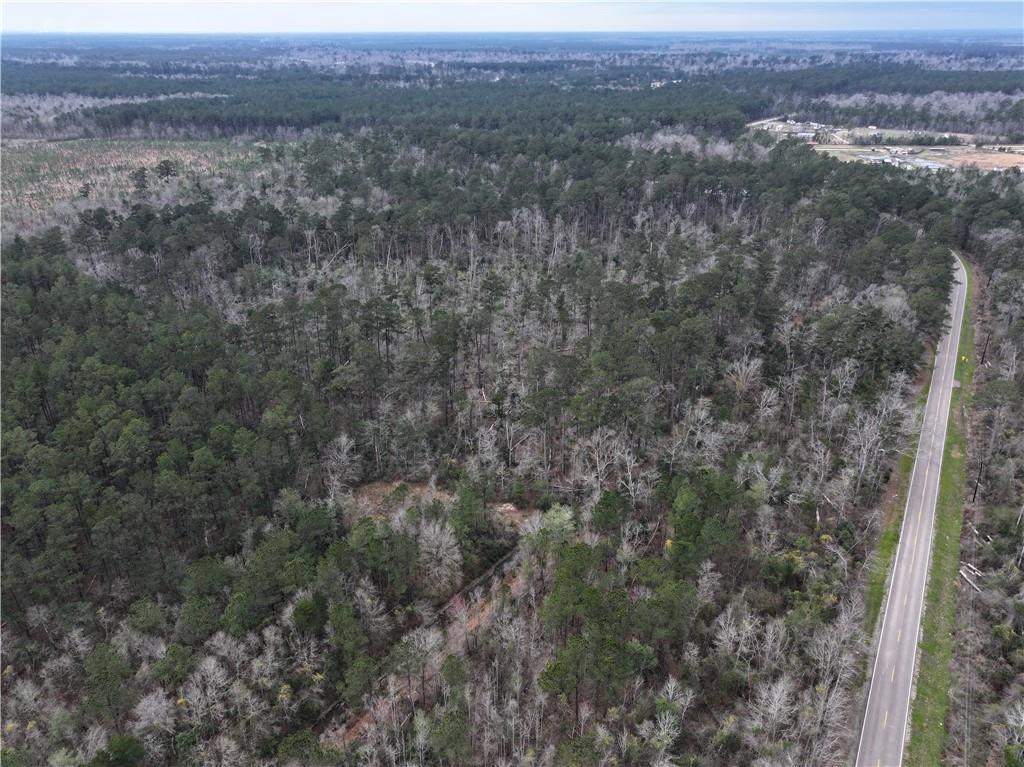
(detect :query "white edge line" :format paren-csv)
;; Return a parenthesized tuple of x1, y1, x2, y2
(855, 254, 967, 767)
(891, 255, 967, 767)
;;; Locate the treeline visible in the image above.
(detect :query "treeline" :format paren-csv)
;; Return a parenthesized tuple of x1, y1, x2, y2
(2, 227, 516, 765)
(722, 64, 1024, 97)
(792, 96, 1024, 141)
(4, 49, 1022, 140)
(946, 174, 1024, 767)
(3, 135, 987, 618)
(71, 139, 960, 339)
(2, 134, 994, 765)
(2, 37, 1022, 767)
(852, 134, 964, 146)
(65, 79, 761, 140)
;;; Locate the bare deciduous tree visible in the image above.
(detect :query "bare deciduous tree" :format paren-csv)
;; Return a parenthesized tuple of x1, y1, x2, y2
(417, 518, 463, 598)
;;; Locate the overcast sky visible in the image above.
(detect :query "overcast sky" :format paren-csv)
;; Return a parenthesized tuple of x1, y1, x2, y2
(3, 1, 1021, 34)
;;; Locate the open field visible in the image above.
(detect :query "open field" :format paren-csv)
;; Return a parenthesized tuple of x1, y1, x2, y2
(0, 93, 227, 140)
(750, 117, 1024, 171)
(1, 138, 263, 230)
(837, 125, 976, 144)
(751, 117, 978, 145)
(814, 143, 1024, 171)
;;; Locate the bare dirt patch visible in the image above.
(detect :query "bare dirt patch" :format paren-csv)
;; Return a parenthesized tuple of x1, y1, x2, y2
(320, 551, 526, 749)
(813, 143, 1024, 171)
(353, 480, 454, 509)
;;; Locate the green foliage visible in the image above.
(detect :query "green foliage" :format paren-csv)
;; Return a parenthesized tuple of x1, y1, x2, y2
(84, 644, 131, 720)
(178, 596, 221, 645)
(540, 635, 590, 698)
(0, 749, 26, 767)
(2, 35, 1014, 767)
(430, 708, 472, 765)
(296, 505, 332, 552)
(152, 643, 196, 689)
(450, 480, 501, 569)
(221, 591, 259, 637)
(155, 159, 178, 180)
(441, 654, 468, 697)
(276, 729, 323, 765)
(340, 655, 377, 709)
(635, 578, 698, 653)
(293, 593, 328, 636)
(541, 544, 599, 638)
(88, 736, 144, 767)
(525, 504, 576, 556)
(328, 599, 368, 664)
(1006, 744, 1024, 767)
(128, 167, 147, 195)
(346, 518, 417, 602)
(592, 490, 626, 534)
(669, 470, 744, 576)
(815, 303, 923, 394)
(555, 734, 604, 767)
(541, 544, 656, 720)
(220, 529, 306, 636)
(183, 558, 231, 599)
(127, 597, 165, 635)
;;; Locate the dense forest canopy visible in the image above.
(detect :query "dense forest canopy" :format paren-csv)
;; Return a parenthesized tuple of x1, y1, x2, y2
(2, 30, 1022, 767)
(3, 31, 1022, 140)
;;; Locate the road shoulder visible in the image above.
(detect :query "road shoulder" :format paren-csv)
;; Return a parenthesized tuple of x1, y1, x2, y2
(905, 257, 975, 766)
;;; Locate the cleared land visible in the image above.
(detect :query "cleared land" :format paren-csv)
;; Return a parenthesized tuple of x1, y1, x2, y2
(815, 143, 1024, 172)
(749, 118, 1024, 171)
(1, 138, 262, 230)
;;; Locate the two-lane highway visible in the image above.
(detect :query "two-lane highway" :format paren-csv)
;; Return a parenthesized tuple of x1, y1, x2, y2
(856, 254, 968, 767)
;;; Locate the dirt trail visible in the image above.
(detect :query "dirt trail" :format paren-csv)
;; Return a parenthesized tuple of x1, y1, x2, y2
(321, 556, 525, 747)
(319, 491, 533, 749)
(351, 481, 454, 517)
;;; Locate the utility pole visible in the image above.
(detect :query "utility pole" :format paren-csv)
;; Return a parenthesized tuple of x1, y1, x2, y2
(971, 456, 985, 503)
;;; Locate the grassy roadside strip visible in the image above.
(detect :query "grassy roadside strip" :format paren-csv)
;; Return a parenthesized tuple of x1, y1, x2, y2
(905, 259, 975, 766)
(865, 446, 916, 638)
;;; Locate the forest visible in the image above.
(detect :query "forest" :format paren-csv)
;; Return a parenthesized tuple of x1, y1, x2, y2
(1, 31, 1022, 767)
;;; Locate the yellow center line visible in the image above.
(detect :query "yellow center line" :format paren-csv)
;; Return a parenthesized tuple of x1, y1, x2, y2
(859, 272, 963, 767)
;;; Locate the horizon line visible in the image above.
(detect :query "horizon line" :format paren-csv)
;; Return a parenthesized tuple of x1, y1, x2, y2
(3, 27, 1020, 35)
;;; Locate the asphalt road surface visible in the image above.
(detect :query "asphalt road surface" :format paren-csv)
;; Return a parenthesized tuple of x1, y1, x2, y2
(855, 254, 968, 767)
